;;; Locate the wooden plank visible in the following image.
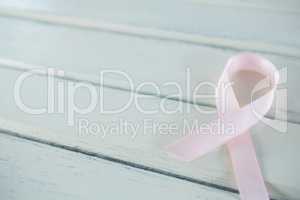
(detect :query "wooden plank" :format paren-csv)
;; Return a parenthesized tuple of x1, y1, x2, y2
(1, 0, 299, 13)
(192, 0, 300, 13)
(0, 67, 298, 199)
(0, 133, 239, 200)
(0, 1, 299, 57)
(0, 17, 298, 122)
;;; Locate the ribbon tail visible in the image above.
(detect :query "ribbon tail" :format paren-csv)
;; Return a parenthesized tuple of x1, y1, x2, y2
(227, 132, 269, 200)
(165, 102, 265, 161)
(165, 129, 233, 161)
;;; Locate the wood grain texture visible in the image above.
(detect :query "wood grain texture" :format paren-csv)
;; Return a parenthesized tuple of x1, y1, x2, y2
(0, 133, 240, 200)
(0, 17, 298, 122)
(0, 67, 298, 199)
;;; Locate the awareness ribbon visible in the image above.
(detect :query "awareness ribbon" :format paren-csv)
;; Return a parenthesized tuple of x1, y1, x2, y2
(166, 53, 279, 200)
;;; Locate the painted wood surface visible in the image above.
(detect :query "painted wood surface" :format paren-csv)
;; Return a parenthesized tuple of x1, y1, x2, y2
(0, 67, 298, 199)
(0, 133, 240, 200)
(0, 1, 299, 199)
(0, 17, 298, 122)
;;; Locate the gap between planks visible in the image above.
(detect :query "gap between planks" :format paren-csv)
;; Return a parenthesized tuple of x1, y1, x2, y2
(0, 128, 277, 200)
(0, 8, 299, 59)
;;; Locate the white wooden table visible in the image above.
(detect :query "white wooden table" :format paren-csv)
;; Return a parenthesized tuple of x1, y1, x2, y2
(0, 1, 299, 199)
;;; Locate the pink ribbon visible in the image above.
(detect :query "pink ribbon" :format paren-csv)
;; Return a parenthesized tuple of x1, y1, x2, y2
(166, 53, 279, 200)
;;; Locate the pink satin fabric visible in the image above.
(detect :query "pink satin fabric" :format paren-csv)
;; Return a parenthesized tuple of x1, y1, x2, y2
(166, 53, 279, 200)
